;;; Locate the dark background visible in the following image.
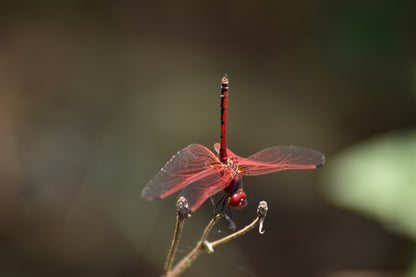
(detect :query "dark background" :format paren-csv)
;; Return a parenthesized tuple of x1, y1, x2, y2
(1, 1, 415, 276)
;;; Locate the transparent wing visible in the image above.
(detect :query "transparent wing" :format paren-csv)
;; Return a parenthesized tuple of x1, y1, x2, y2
(213, 143, 237, 158)
(239, 146, 325, 176)
(179, 172, 232, 212)
(141, 144, 222, 200)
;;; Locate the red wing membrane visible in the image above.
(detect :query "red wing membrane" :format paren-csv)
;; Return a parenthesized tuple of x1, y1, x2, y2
(238, 146, 325, 176)
(179, 172, 232, 212)
(213, 143, 237, 158)
(141, 144, 222, 200)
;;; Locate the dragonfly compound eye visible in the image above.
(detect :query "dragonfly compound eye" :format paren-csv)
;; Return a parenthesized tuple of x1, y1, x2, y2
(228, 191, 247, 209)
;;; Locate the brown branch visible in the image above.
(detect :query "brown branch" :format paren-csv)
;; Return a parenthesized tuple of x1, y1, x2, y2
(206, 201, 268, 251)
(163, 197, 191, 276)
(166, 201, 268, 277)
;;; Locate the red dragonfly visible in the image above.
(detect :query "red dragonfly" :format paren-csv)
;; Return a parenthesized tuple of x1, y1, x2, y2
(142, 76, 325, 213)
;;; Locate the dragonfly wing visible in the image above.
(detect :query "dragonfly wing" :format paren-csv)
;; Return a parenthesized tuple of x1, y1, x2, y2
(141, 144, 221, 200)
(213, 143, 237, 158)
(239, 146, 325, 176)
(179, 172, 232, 212)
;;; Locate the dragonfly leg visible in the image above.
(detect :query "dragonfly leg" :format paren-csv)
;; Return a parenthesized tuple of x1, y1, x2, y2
(210, 193, 236, 230)
(221, 211, 236, 230)
(212, 194, 226, 215)
(210, 196, 215, 207)
(220, 195, 227, 211)
(222, 202, 236, 230)
(217, 193, 236, 230)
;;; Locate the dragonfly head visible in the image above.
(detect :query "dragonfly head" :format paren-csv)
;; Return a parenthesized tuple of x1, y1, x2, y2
(228, 190, 247, 209)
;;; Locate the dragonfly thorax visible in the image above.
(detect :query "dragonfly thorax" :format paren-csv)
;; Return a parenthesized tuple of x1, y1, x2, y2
(226, 156, 240, 172)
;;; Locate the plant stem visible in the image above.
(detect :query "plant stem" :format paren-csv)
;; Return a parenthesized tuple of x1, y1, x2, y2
(166, 201, 268, 277)
(163, 197, 191, 276)
(167, 214, 221, 277)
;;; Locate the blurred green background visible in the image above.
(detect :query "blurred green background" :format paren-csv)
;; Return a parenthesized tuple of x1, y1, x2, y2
(1, 1, 415, 277)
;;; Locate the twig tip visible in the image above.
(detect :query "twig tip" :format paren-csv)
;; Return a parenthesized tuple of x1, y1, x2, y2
(257, 201, 268, 234)
(176, 197, 191, 218)
(257, 201, 268, 216)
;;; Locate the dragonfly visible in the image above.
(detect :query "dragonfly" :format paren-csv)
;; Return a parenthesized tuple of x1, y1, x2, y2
(142, 76, 325, 214)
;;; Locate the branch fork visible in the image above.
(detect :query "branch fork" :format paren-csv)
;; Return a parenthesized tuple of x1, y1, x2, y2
(162, 197, 268, 277)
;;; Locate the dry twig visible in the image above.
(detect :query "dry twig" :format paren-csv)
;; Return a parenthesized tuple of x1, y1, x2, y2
(164, 199, 268, 277)
(163, 197, 191, 276)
